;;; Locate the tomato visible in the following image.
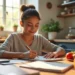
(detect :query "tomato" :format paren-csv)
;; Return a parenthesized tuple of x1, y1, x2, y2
(66, 52, 74, 59)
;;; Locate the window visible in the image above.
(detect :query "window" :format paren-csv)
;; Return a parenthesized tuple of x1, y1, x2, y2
(0, 0, 24, 31)
(0, 0, 3, 25)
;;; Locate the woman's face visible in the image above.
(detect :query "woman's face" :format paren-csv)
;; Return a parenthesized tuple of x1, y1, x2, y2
(22, 16, 40, 36)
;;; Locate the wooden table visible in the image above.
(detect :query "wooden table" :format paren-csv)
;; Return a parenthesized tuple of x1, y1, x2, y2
(15, 58, 75, 75)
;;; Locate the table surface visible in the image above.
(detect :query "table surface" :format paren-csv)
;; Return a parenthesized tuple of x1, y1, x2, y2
(15, 58, 75, 75)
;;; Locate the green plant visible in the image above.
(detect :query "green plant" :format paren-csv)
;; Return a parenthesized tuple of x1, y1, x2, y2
(0, 25, 4, 28)
(42, 19, 62, 32)
(0, 25, 4, 31)
(13, 24, 18, 27)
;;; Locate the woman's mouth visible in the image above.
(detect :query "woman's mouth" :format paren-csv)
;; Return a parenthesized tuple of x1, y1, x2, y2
(29, 31, 35, 33)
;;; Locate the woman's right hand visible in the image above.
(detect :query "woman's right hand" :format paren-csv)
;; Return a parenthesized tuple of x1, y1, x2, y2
(29, 50, 37, 59)
(23, 50, 37, 59)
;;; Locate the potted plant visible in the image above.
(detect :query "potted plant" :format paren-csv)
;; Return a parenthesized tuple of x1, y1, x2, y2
(13, 24, 18, 32)
(0, 25, 4, 31)
(42, 19, 62, 40)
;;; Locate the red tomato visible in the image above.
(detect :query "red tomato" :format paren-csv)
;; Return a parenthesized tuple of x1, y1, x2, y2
(66, 52, 73, 59)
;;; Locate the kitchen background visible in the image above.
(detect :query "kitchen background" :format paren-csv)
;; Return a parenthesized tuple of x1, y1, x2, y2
(0, 0, 75, 39)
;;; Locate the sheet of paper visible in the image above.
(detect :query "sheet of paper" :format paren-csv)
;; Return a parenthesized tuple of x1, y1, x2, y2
(9, 59, 27, 64)
(31, 56, 63, 61)
(0, 59, 28, 65)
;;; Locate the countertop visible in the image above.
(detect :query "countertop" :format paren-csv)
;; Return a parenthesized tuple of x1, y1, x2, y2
(1, 38, 75, 43)
(50, 39, 75, 43)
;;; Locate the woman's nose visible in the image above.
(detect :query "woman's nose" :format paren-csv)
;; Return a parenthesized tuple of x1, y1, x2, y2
(31, 26, 35, 30)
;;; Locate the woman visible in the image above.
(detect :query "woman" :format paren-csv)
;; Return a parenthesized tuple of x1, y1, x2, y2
(0, 5, 65, 59)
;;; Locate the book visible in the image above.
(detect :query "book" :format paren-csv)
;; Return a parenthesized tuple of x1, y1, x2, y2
(20, 61, 73, 73)
(0, 65, 39, 75)
(27, 56, 63, 62)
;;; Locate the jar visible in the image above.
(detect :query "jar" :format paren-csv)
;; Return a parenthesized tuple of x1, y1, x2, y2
(66, 27, 75, 39)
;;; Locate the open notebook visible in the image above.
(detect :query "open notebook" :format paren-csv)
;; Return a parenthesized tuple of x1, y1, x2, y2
(26, 56, 63, 62)
(20, 61, 73, 73)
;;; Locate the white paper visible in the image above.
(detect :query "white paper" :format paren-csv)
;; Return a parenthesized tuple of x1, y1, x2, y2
(32, 56, 63, 61)
(0, 59, 28, 65)
(9, 59, 27, 64)
(21, 61, 73, 73)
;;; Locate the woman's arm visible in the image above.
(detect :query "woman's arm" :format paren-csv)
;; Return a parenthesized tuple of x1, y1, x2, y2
(1, 50, 37, 59)
(44, 47, 66, 58)
(1, 51, 25, 59)
(0, 34, 37, 59)
(0, 34, 14, 57)
(40, 35, 66, 57)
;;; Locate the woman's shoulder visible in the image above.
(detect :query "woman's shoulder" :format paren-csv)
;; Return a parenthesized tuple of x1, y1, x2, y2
(8, 33, 16, 37)
(7, 32, 19, 39)
(34, 34, 43, 38)
(34, 34, 47, 40)
(34, 34, 49, 45)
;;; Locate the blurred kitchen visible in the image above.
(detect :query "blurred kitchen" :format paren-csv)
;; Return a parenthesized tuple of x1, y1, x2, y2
(0, 0, 75, 52)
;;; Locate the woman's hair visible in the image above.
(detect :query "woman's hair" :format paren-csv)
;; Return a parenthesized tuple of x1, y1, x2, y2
(20, 5, 41, 22)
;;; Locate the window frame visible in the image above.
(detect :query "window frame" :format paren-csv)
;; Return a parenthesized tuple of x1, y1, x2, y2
(0, 0, 25, 31)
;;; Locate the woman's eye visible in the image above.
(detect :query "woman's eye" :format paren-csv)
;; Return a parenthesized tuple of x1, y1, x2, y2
(27, 24, 32, 26)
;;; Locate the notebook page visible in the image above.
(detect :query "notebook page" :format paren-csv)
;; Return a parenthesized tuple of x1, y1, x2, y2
(20, 61, 73, 73)
(32, 56, 63, 61)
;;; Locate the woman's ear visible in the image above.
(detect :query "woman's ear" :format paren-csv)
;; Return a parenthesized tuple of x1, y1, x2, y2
(20, 21, 24, 27)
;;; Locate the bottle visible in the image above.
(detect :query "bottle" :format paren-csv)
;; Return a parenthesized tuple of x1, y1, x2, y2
(67, 27, 75, 39)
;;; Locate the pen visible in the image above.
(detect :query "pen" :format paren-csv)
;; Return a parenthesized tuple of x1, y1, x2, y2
(25, 45, 32, 51)
(25, 45, 38, 57)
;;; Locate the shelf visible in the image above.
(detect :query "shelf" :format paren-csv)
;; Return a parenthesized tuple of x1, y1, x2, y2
(58, 1, 75, 8)
(50, 39, 75, 43)
(57, 13, 75, 18)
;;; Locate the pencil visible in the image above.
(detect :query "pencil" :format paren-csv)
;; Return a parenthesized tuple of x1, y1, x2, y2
(25, 45, 38, 57)
(25, 45, 31, 51)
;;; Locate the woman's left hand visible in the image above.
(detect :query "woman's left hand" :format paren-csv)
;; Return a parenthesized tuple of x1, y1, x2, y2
(44, 52, 59, 58)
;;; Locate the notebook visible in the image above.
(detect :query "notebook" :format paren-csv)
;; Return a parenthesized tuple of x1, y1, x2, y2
(0, 65, 39, 75)
(27, 56, 63, 62)
(20, 61, 73, 73)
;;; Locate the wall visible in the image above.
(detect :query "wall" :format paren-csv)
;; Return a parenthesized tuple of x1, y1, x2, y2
(38, 0, 65, 39)
(26, 0, 38, 10)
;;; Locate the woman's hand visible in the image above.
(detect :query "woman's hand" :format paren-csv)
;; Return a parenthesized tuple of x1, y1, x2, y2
(44, 52, 58, 58)
(44, 49, 65, 58)
(23, 50, 37, 59)
(44, 51, 63, 58)
(29, 50, 37, 59)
